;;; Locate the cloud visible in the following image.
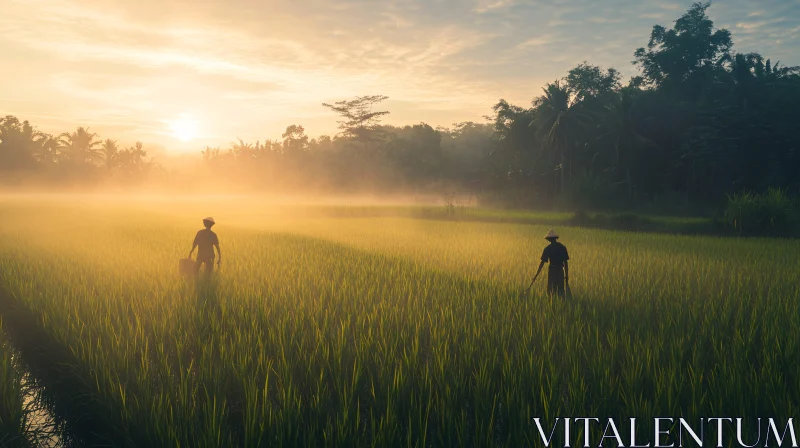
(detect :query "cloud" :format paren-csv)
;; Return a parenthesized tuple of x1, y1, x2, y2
(735, 18, 786, 32)
(1, 1, 494, 97)
(547, 19, 577, 27)
(517, 35, 554, 48)
(736, 21, 764, 30)
(588, 17, 624, 24)
(1, 0, 799, 148)
(474, 0, 515, 13)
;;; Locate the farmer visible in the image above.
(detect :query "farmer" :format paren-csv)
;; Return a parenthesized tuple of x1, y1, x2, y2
(528, 229, 569, 298)
(189, 217, 221, 275)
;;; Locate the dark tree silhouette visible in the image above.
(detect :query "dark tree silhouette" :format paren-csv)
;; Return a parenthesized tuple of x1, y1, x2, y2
(565, 62, 621, 105)
(594, 86, 654, 199)
(634, 1, 732, 96)
(531, 81, 593, 195)
(101, 139, 119, 171)
(59, 127, 102, 164)
(1, 2, 799, 211)
(0, 116, 44, 170)
(282, 125, 309, 154)
(322, 95, 390, 142)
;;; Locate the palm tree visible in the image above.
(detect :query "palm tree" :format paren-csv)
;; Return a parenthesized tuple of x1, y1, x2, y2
(123, 142, 146, 167)
(129, 141, 146, 163)
(58, 127, 102, 164)
(116, 142, 148, 173)
(100, 139, 119, 170)
(530, 81, 593, 195)
(33, 135, 61, 165)
(722, 52, 763, 111)
(757, 59, 800, 82)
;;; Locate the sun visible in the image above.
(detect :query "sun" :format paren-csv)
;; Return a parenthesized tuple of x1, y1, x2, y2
(169, 115, 199, 142)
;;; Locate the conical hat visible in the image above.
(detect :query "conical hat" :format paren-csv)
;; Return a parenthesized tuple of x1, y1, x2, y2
(203, 217, 215, 224)
(545, 229, 559, 239)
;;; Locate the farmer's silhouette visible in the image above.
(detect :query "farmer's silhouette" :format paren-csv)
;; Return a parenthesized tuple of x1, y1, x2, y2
(189, 217, 221, 275)
(527, 229, 569, 298)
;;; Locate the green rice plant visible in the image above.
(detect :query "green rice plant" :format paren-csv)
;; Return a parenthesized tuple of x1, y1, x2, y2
(724, 188, 797, 236)
(0, 197, 798, 446)
(0, 318, 27, 448)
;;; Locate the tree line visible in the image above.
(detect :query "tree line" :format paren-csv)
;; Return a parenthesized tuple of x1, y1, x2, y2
(0, 119, 157, 187)
(1, 2, 798, 210)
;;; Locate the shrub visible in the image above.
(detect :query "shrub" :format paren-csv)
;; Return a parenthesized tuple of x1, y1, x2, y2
(724, 188, 797, 237)
(610, 212, 654, 231)
(569, 211, 655, 232)
(592, 213, 611, 228)
(567, 172, 618, 209)
(570, 210, 592, 227)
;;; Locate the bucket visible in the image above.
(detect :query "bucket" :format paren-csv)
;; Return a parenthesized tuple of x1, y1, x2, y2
(179, 258, 195, 276)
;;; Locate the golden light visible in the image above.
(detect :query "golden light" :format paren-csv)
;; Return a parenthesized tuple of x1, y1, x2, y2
(169, 115, 199, 142)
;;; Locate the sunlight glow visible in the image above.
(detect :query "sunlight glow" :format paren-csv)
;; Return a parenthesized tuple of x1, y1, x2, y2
(169, 115, 199, 142)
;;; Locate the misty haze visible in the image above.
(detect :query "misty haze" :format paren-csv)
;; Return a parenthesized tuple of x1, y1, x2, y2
(1, 1, 800, 447)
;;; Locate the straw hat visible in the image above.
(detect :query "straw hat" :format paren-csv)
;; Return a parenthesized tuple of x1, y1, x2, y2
(545, 229, 559, 239)
(203, 217, 215, 225)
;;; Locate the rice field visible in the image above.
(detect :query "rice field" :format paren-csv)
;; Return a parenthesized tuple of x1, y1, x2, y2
(0, 196, 799, 446)
(1, 318, 26, 447)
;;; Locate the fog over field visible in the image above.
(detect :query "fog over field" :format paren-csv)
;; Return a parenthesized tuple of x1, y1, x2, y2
(1, 196, 799, 445)
(2, 1, 800, 446)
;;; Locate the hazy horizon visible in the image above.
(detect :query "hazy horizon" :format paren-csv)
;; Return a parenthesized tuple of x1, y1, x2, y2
(3, 0, 798, 154)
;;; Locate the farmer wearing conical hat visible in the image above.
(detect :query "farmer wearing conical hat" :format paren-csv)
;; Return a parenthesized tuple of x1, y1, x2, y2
(526, 229, 569, 298)
(189, 217, 221, 275)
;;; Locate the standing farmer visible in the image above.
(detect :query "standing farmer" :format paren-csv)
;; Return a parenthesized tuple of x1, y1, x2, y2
(189, 217, 221, 276)
(527, 229, 569, 298)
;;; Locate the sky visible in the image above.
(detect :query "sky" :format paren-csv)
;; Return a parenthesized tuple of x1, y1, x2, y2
(1, 0, 799, 154)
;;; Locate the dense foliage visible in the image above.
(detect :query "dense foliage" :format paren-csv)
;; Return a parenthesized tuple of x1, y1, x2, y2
(1, 2, 798, 210)
(723, 188, 798, 237)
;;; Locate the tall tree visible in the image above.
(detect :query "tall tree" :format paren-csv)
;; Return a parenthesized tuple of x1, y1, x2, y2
(100, 139, 119, 170)
(490, 100, 539, 191)
(34, 135, 60, 165)
(531, 81, 593, 195)
(281, 125, 309, 154)
(116, 142, 149, 176)
(634, 1, 732, 96)
(0, 116, 44, 170)
(58, 127, 102, 164)
(565, 62, 621, 106)
(322, 95, 390, 143)
(595, 86, 654, 199)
